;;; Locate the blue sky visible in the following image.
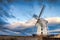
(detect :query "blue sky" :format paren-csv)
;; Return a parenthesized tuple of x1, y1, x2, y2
(5, 0, 60, 23)
(0, 0, 60, 36)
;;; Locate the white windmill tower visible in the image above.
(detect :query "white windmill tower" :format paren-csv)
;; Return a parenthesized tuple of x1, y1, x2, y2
(32, 5, 48, 36)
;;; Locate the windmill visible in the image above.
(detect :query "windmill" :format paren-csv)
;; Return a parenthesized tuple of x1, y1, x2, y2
(32, 5, 48, 37)
(32, 5, 60, 39)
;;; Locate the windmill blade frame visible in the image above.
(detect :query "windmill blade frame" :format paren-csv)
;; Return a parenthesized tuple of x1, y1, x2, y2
(36, 5, 45, 24)
(38, 5, 45, 18)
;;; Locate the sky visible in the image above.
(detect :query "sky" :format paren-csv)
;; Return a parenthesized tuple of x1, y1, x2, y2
(0, 0, 60, 36)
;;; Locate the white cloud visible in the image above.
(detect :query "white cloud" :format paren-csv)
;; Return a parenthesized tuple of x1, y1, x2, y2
(48, 29, 60, 32)
(45, 17, 60, 24)
(4, 17, 60, 30)
(4, 18, 37, 30)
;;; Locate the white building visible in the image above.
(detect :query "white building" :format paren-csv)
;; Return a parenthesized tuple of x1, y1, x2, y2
(36, 18, 48, 35)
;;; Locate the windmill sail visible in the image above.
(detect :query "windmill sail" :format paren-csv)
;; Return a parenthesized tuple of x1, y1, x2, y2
(39, 5, 45, 18)
(36, 5, 45, 24)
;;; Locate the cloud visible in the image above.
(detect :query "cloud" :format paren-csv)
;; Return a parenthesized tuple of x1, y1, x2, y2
(48, 29, 60, 32)
(4, 18, 37, 30)
(45, 17, 60, 24)
(0, 29, 21, 35)
(4, 17, 60, 30)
